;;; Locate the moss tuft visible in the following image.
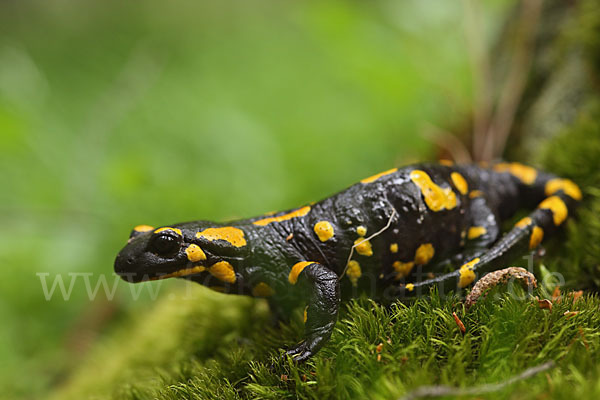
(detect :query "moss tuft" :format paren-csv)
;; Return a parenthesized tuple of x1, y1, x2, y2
(540, 102, 600, 288)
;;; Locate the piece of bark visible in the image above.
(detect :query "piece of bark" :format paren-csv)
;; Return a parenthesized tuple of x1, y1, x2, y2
(465, 267, 537, 310)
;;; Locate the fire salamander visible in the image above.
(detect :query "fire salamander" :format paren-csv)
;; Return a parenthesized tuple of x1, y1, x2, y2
(114, 161, 581, 361)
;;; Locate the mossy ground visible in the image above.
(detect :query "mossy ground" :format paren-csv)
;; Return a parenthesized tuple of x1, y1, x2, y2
(49, 287, 600, 400)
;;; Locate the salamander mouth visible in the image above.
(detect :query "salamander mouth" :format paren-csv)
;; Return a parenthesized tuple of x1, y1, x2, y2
(147, 265, 207, 281)
(114, 257, 207, 282)
(114, 248, 205, 282)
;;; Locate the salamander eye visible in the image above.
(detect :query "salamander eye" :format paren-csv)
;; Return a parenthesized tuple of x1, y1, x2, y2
(150, 233, 182, 256)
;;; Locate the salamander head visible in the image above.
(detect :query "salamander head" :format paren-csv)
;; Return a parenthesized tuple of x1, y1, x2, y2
(114, 223, 249, 284)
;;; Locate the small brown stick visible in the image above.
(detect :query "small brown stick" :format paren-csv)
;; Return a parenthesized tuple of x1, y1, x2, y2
(465, 267, 537, 310)
(538, 299, 552, 311)
(399, 360, 555, 400)
(564, 311, 580, 319)
(571, 290, 583, 303)
(552, 286, 561, 302)
(452, 312, 466, 333)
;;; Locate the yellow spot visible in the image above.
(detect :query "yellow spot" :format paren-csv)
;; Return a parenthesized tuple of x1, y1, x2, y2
(545, 178, 582, 201)
(251, 282, 275, 297)
(451, 172, 468, 195)
(538, 196, 568, 226)
(303, 306, 308, 323)
(393, 261, 414, 279)
(390, 243, 398, 253)
(414, 243, 435, 265)
(346, 260, 362, 287)
(493, 162, 537, 185)
(361, 168, 398, 184)
(405, 283, 415, 292)
(515, 217, 532, 229)
(313, 221, 335, 242)
(469, 190, 484, 198)
(530, 226, 544, 249)
(467, 226, 487, 240)
(133, 225, 154, 232)
(354, 238, 373, 256)
(439, 159, 454, 166)
(209, 286, 225, 293)
(154, 227, 183, 236)
(253, 206, 311, 226)
(185, 244, 207, 262)
(209, 261, 236, 284)
(150, 265, 206, 280)
(356, 225, 367, 236)
(410, 170, 457, 212)
(289, 261, 314, 284)
(196, 227, 247, 247)
(458, 258, 479, 288)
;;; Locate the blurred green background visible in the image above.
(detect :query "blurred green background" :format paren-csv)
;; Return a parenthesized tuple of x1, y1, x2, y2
(0, 0, 513, 398)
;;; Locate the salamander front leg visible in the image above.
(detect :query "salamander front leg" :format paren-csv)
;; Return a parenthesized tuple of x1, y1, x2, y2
(286, 262, 340, 362)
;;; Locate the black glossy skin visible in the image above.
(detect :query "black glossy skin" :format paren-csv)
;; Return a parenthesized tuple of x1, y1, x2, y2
(114, 162, 580, 361)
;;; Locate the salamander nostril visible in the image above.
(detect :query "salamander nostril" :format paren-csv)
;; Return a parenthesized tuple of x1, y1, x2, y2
(127, 257, 135, 265)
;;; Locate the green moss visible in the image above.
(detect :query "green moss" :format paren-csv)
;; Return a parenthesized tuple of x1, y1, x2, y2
(539, 102, 600, 288)
(48, 286, 600, 400)
(539, 102, 600, 191)
(576, 0, 600, 75)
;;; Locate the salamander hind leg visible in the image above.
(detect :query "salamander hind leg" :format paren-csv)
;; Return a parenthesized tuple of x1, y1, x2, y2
(422, 193, 501, 275)
(455, 193, 501, 264)
(391, 191, 577, 299)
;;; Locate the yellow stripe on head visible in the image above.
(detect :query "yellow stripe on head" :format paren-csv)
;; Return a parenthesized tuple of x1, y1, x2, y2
(154, 227, 183, 236)
(133, 225, 155, 233)
(196, 227, 247, 247)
